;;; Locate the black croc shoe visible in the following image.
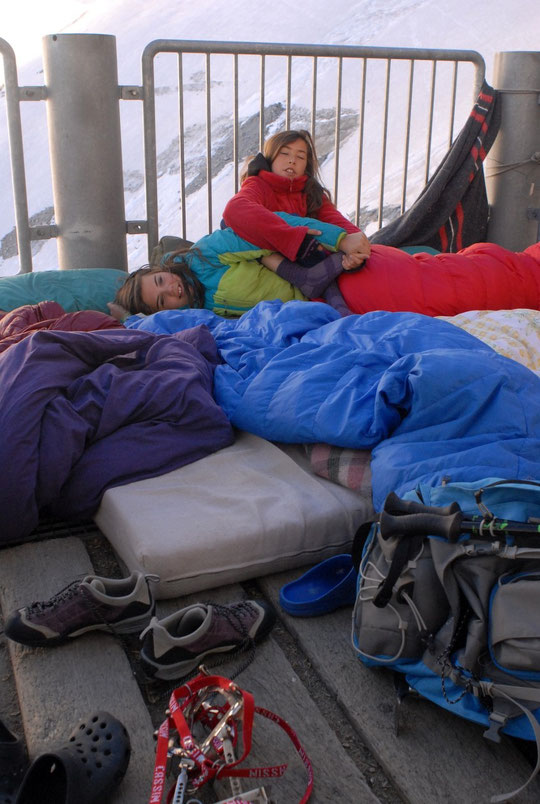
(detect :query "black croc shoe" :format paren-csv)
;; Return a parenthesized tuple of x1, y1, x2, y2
(0, 720, 28, 804)
(15, 712, 131, 804)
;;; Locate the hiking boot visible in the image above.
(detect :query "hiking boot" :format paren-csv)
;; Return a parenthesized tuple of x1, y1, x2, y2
(140, 600, 276, 680)
(4, 572, 156, 647)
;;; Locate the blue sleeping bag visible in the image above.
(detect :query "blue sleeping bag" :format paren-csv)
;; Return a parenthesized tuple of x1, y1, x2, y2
(127, 300, 540, 509)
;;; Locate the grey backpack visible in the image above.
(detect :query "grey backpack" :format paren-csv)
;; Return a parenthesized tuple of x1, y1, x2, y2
(352, 479, 540, 803)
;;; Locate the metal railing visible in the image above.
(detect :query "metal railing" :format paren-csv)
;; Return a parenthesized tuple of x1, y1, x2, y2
(141, 41, 485, 254)
(1, 36, 485, 273)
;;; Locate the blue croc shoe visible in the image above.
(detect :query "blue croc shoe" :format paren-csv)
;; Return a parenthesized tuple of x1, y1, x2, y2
(279, 554, 357, 617)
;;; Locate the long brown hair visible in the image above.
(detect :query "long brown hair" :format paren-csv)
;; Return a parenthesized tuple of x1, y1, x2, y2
(114, 250, 205, 315)
(240, 129, 332, 217)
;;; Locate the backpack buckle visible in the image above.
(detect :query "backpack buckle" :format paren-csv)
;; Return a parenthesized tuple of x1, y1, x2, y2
(483, 711, 508, 743)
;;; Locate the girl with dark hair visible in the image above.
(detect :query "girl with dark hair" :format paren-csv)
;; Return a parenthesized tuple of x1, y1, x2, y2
(223, 129, 371, 270)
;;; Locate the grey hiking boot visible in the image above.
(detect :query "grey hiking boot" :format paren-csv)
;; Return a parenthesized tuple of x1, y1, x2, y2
(140, 599, 276, 680)
(4, 571, 156, 647)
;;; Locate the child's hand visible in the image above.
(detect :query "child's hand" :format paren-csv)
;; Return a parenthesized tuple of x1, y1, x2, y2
(107, 302, 130, 322)
(339, 232, 371, 264)
(342, 252, 368, 270)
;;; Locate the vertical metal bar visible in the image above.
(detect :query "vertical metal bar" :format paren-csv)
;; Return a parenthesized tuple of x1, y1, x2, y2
(354, 58, 367, 228)
(448, 61, 458, 146)
(471, 60, 484, 100)
(205, 52, 212, 232)
(233, 53, 239, 193)
(311, 56, 318, 140)
(378, 59, 392, 228)
(285, 55, 292, 129)
(43, 33, 127, 270)
(400, 60, 415, 214)
(178, 53, 187, 238)
(424, 60, 437, 183)
(259, 55, 265, 149)
(142, 46, 159, 258)
(333, 57, 343, 204)
(0, 38, 33, 272)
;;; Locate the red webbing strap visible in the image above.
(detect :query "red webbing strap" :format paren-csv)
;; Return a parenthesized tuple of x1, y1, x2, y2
(256, 705, 313, 803)
(214, 704, 313, 803)
(149, 717, 173, 804)
(148, 672, 313, 803)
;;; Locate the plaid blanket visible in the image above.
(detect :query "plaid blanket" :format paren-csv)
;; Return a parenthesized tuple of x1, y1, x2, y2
(305, 443, 372, 498)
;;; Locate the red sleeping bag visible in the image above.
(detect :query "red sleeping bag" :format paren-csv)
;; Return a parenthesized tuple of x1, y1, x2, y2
(0, 301, 124, 354)
(338, 242, 540, 316)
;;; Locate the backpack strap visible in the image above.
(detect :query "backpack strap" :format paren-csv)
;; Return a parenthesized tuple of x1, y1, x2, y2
(444, 672, 540, 804)
(485, 683, 540, 804)
(351, 520, 376, 572)
(373, 532, 424, 608)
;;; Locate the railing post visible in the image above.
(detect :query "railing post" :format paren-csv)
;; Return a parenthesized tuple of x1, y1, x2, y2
(486, 51, 540, 250)
(0, 38, 33, 273)
(42, 33, 128, 270)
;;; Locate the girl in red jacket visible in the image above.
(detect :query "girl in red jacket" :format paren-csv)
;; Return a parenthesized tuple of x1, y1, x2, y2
(222, 128, 370, 270)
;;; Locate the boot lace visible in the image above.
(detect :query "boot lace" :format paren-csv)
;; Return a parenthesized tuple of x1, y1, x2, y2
(26, 579, 83, 616)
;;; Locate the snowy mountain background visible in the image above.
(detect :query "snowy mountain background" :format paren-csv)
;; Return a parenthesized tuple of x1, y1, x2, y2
(0, 0, 538, 276)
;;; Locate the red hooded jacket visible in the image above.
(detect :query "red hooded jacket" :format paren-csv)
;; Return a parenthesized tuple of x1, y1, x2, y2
(223, 170, 360, 261)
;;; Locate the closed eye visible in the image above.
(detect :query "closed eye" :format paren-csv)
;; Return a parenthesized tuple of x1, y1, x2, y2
(280, 147, 306, 159)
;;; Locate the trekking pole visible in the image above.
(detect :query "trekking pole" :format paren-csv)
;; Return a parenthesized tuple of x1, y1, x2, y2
(379, 491, 540, 544)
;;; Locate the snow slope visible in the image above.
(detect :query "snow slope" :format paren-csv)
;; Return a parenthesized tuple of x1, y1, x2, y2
(0, 0, 537, 274)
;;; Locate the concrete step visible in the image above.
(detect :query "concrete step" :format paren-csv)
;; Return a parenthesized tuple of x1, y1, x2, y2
(4, 531, 537, 803)
(0, 535, 396, 803)
(0, 537, 155, 804)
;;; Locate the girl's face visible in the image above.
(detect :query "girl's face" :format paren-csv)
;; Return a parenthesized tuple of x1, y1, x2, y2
(271, 138, 309, 179)
(140, 270, 189, 312)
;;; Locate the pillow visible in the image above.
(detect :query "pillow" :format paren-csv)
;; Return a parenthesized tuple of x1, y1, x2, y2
(0, 269, 128, 313)
(95, 431, 372, 599)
